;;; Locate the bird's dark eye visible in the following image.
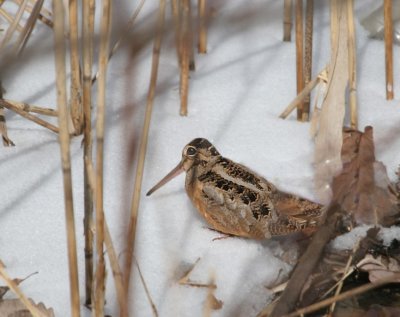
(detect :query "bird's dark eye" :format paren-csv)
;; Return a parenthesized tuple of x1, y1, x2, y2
(186, 146, 197, 156)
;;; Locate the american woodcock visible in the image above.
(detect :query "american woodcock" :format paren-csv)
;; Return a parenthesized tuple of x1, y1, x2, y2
(147, 138, 324, 239)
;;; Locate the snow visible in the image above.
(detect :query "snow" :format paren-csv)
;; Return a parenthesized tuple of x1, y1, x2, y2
(0, 0, 399, 316)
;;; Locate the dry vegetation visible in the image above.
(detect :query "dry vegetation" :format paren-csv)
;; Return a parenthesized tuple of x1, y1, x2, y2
(0, 0, 399, 317)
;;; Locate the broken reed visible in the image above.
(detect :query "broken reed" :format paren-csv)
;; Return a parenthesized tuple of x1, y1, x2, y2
(295, 0, 304, 120)
(384, 0, 394, 100)
(52, 0, 81, 316)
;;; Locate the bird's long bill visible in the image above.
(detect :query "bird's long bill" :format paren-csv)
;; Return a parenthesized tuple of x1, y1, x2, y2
(146, 162, 184, 196)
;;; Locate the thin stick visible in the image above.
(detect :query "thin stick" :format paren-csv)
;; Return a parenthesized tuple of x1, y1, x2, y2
(283, 276, 400, 317)
(346, 0, 357, 128)
(4, 99, 58, 116)
(82, 0, 95, 307)
(0, 0, 28, 50)
(384, 0, 394, 100)
(123, 0, 166, 313)
(69, 0, 83, 134)
(92, 0, 147, 84)
(198, 0, 207, 53)
(279, 68, 325, 119)
(295, 0, 304, 120)
(0, 262, 44, 317)
(180, 0, 190, 116)
(0, 9, 24, 32)
(283, 0, 293, 41)
(93, 0, 112, 315)
(0, 99, 59, 133)
(13, 0, 44, 55)
(52, 0, 80, 316)
(303, 0, 313, 121)
(135, 258, 159, 317)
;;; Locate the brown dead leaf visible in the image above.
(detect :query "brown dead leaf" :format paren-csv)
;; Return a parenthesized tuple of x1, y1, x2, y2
(357, 254, 400, 283)
(0, 299, 54, 317)
(331, 127, 399, 225)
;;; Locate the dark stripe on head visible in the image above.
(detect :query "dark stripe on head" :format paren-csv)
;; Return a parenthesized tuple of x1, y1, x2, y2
(188, 138, 220, 156)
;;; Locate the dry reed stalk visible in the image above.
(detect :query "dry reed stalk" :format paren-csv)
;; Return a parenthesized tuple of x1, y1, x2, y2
(303, 0, 313, 121)
(0, 9, 24, 32)
(0, 99, 59, 133)
(0, 0, 28, 50)
(18, 0, 54, 28)
(92, 0, 146, 84)
(279, 68, 325, 119)
(0, 262, 44, 317)
(283, 0, 292, 41)
(135, 258, 159, 317)
(179, 0, 190, 116)
(384, 0, 394, 100)
(13, 0, 44, 55)
(198, 0, 207, 53)
(69, 0, 83, 134)
(347, 0, 357, 129)
(82, 0, 95, 306)
(93, 0, 112, 315)
(295, 0, 304, 120)
(171, 0, 182, 65)
(52, 0, 81, 316)
(283, 275, 400, 317)
(4, 99, 58, 116)
(123, 0, 166, 313)
(85, 157, 126, 314)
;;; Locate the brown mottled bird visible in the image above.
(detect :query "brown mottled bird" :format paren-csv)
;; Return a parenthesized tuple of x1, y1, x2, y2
(147, 138, 324, 239)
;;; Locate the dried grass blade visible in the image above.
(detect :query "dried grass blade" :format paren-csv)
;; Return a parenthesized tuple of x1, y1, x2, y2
(93, 0, 112, 315)
(123, 0, 166, 311)
(179, 0, 190, 116)
(52, 0, 81, 316)
(314, 0, 349, 204)
(0, 8, 24, 32)
(0, 99, 59, 133)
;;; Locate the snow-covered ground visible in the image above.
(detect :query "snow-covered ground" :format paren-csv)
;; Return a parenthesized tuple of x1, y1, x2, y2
(1, 0, 400, 316)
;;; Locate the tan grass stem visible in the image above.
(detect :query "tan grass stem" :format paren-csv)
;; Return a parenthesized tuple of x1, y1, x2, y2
(347, 0, 357, 128)
(82, 0, 95, 307)
(123, 0, 166, 314)
(69, 0, 83, 134)
(283, 0, 293, 41)
(295, 0, 304, 120)
(384, 0, 394, 100)
(198, 0, 207, 53)
(93, 0, 112, 315)
(0, 99, 59, 133)
(52, 0, 80, 316)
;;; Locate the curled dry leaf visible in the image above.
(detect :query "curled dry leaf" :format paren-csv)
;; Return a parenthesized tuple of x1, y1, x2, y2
(331, 127, 399, 226)
(357, 254, 400, 283)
